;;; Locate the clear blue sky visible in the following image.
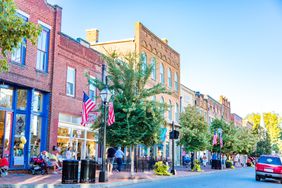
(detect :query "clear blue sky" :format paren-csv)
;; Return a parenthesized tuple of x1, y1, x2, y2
(48, 0, 282, 118)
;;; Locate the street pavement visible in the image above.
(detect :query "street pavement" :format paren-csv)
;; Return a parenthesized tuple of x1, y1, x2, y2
(121, 168, 282, 188)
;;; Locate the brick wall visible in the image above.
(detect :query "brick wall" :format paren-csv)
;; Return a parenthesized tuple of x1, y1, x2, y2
(0, 0, 61, 92)
(49, 33, 103, 150)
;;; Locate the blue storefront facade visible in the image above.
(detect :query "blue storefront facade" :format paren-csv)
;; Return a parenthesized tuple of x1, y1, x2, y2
(0, 84, 50, 169)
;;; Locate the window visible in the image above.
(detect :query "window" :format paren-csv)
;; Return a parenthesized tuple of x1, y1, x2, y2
(11, 14, 28, 65)
(151, 58, 156, 80)
(160, 96, 165, 117)
(89, 76, 96, 102)
(30, 115, 42, 158)
(168, 100, 172, 121)
(168, 68, 172, 88)
(174, 73, 178, 92)
(141, 52, 147, 73)
(36, 26, 50, 72)
(66, 67, 75, 97)
(152, 95, 156, 101)
(16, 89, 27, 110)
(175, 103, 179, 123)
(160, 63, 165, 84)
(33, 91, 43, 112)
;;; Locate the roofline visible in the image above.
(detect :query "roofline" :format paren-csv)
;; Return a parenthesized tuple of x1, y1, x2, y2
(90, 38, 135, 46)
(138, 22, 179, 56)
(59, 32, 104, 56)
(180, 84, 195, 93)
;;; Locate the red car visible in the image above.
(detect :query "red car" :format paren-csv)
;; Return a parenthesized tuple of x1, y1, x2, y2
(255, 155, 282, 184)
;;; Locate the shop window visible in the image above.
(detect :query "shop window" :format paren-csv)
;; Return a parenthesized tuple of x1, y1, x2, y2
(87, 131, 95, 140)
(86, 141, 96, 159)
(73, 129, 85, 139)
(66, 67, 76, 97)
(33, 91, 43, 112)
(30, 116, 42, 158)
(36, 26, 50, 72)
(59, 113, 81, 124)
(16, 89, 27, 110)
(58, 127, 71, 137)
(13, 114, 26, 166)
(0, 88, 13, 109)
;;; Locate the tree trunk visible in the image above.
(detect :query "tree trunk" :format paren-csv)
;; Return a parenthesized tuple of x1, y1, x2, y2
(130, 145, 135, 178)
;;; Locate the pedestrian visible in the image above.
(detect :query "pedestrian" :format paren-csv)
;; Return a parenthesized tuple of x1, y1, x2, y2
(115, 147, 124, 172)
(107, 147, 116, 175)
(65, 147, 72, 160)
(202, 153, 208, 167)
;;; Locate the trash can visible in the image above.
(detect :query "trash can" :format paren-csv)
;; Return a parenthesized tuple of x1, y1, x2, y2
(62, 160, 79, 184)
(80, 160, 96, 183)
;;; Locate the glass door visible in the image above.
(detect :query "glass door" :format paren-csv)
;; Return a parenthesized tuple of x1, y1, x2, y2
(0, 111, 12, 160)
(12, 114, 26, 167)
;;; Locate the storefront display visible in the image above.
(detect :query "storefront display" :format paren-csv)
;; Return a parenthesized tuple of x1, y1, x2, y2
(57, 113, 98, 161)
(0, 85, 49, 169)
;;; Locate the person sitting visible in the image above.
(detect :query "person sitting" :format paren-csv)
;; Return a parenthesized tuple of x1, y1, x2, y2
(0, 157, 9, 177)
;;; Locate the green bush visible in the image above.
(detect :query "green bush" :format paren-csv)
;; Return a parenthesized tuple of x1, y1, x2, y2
(192, 159, 202, 172)
(153, 161, 171, 176)
(226, 160, 235, 169)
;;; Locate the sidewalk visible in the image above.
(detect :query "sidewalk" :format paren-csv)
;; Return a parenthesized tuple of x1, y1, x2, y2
(0, 165, 236, 188)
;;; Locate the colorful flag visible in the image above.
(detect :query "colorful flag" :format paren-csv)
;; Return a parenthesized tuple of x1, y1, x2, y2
(220, 134, 223, 148)
(212, 130, 218, 146)
(108, 102, 115, 126)
(81, 92, 96, 126)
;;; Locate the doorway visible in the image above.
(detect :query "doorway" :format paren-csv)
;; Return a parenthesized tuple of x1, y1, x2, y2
(0, 111, 13, 161)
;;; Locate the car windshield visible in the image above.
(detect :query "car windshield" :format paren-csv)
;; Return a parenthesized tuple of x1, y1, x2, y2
(258, 156, 282, 165)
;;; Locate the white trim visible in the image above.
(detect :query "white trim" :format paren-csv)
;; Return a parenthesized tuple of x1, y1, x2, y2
(38, 20, 52, 30)
(16, 9, 30, 18)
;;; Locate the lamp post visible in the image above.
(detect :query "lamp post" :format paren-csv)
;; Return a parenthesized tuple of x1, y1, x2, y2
(170, 121, 176, 175)
(99, 77, 112, 182)
(217, 128, 223, 170)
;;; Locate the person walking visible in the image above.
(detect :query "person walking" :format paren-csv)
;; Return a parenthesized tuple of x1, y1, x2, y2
(202, 153, 208, 167)
(107, 147, 116, 175)
(115, 147, 124, 172)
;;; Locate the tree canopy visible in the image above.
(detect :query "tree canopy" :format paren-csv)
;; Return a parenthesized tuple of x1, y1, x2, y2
(0, 0, 41, 71)
(89, 52, 169, 147)
(179, 105, 210, 152)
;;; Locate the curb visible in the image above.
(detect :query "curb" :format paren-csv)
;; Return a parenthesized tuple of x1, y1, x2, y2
(0, 168, 245, 188)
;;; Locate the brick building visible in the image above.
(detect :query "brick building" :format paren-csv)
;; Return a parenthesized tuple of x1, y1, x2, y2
(86, 22, 181, 163)
(231, 113, 243, 127)
(0, 0, 103, 170)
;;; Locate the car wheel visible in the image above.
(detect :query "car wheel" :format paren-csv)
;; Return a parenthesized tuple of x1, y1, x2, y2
(255, 175, 260, 181)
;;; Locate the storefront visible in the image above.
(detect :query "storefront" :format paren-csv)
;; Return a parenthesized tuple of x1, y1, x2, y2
(57, 113, 98, 160)
(0, 84, 49, 169)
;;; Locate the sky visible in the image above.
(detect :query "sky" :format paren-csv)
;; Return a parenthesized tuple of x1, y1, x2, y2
(48, 0, 282, 118)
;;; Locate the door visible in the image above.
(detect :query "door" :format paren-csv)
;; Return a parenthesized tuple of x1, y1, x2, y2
(0, 111, 12, 161)
(12, 114, 26, 167)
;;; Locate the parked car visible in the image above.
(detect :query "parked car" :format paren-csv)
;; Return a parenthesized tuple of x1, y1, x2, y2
(255, 155, 282, 184)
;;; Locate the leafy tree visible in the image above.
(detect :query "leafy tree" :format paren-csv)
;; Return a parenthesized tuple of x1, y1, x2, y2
(89, 52, 168, 177)
(210, 119, 237, 156)
(245, 113, 260, 134)
(179, 105, 210, 152)
(234, 126, 257, 155)
(253, 132, 272, 157)
(179, 105, 210, 169)
(264, 112, 281, 145)
(0, 0, 41, 71)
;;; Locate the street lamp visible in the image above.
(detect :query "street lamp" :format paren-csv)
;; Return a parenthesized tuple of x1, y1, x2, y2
(217, 128, 223, 170)
(99, 77, 112, 182)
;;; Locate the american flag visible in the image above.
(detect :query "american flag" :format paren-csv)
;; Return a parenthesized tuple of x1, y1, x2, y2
(108, 102, 115, 126)
(220, 134, 223, 148)
(81, 92, 96, 126)
(212, 130, 218, 146)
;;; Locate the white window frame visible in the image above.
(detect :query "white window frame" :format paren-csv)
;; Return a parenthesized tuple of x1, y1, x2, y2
(66, 67, 76, 97)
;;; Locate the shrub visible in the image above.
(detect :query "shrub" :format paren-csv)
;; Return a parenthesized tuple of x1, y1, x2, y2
(153, 161, 171, 176)
(192, 159, 202, 172)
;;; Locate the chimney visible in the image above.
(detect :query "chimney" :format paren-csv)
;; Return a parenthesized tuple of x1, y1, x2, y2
(86, 29, 99, 43)
(162, 38, 168, 44)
